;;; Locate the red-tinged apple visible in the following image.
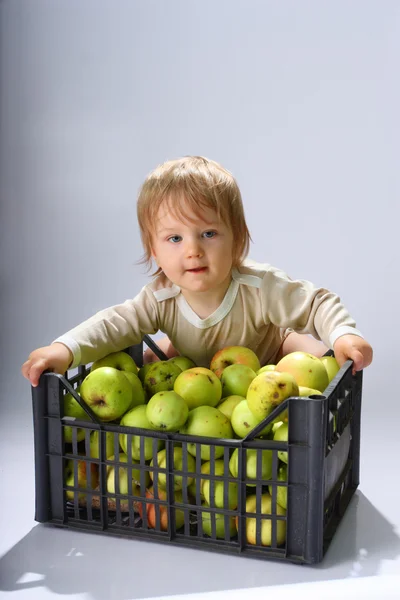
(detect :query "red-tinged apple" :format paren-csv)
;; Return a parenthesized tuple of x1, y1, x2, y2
(174, 367, 222, 410)
(210, 346, 261, 378)
(275, 352, 329, 392)
(80, 367, 133, 421)
(146, 391, 188, 432)
(138, 486, 185, 531)
(91, 351, 138, 374)
(65, 458, 99, 502)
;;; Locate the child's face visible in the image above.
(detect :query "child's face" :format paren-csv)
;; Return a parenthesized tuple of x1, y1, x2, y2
(151, 201, 234, 297)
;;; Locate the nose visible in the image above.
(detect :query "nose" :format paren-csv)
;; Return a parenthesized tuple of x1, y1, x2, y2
(185, 238, 203, 259)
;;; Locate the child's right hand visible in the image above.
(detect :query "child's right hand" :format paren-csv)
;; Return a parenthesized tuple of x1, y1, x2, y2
(21, 342, 73, 387)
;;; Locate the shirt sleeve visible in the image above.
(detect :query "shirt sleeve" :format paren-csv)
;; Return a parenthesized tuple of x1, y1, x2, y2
(259, 265, 364, 349)
(52, 286, 160, 368)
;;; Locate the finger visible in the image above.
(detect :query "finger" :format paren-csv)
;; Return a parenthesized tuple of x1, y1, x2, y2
(29, 359, 48, 387)
(21, 360, 32, 379)
(350, 349, 364, 375)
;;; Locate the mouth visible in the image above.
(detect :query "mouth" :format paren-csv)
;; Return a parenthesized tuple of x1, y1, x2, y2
(186, 267, 207, 273)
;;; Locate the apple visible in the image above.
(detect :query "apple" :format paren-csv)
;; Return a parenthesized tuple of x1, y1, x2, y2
(80, 367, 133, 421)
(65, 458, 99, 502)
(146, 391, 188, 432)
(273, 421, 288, 463)
(187, 459, 225, 503)
(137, 362, 155, 384)
(268, 463, 287, 510)
(91, 351, 138, 374)
(229, 447, 273, 484)
(230, 399, 272, 438)
(201, 508, 237, 539)
(220, 364, 257, 398)
(238, 493, 286, 546)
(180, 406, 233, 460)
(119, 405, 164, 461)
(138, 486, 185, 531)
(150, 447, 196, 491)
(63, 386, 90, 443)
(210, 346, 261, 378)
(167, 356, 196, 371)
(217, 395, 244, 421)
(123, 371, 146, 409)
(257, 365, 276, 375)
(275, 351, 329, 393)
(143, 361, 182, 398)
(321, 355, 340, 383)
(246, 371, 298, 421)
(174, 367, 222, 410)
(88, 430, 117, 459)
(298, 386, 323, 397)
(202, 460, 238, 510)
(106, 453, 150, 502)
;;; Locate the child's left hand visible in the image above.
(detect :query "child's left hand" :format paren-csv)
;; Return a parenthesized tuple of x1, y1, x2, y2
(333, 334, 373, 375)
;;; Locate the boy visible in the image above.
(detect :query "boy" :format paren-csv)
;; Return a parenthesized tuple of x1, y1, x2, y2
(22, 156, 373, 386)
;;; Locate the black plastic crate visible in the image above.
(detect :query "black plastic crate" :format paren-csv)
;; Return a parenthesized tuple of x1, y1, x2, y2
(31, 342, 362, 564)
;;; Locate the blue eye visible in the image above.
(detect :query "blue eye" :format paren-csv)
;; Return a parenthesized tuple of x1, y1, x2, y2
(202, 231, 216, 239)
(168, 235, 182, 243)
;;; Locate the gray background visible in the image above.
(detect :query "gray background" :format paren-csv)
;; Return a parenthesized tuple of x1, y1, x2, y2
(0, 1, 399, 599)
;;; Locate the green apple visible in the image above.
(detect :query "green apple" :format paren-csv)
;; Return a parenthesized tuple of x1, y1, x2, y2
(65, 458, 99, 502)
(275, 351, 329, 392)
(106, 453, 150, 501)
(257, 364, 276, 375)
(210, 346, 261, 378)
(241, 493, 286, 546)
(187, 460, 225, 503)
(321, 355, 340, 383)
(80, 366, 133, 422)
(246, 371, 298, 421)
(146, 391, 188, 432)
(298, 386, 323, 397)
(230, 399, 272, 438)
(123, 371, 146, 409)
(138, 362, 155, 384)
(180, 406, 233, 460)
(217, 395, 244, 420)
(203, 466, 238, 510)
(268, 463, 287, 509)
(220, 364, 257, 398)
(119, 405, 163, 461)
(143, 361, 182, 398)
(88, 430, 117, 459)
(201, 508, 237, 539)
(63, 386, 90, 443)
(229, 447, 273, 484)
(174, 367, 222, 410)
(150, 447, 196, 491)
(167, 356, 197, 371)
(91, 351, 138, 374)
(273, 421, 288, 463)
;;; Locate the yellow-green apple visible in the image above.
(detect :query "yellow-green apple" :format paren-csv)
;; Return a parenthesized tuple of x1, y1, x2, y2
(65, 458, 99, 502)
(257, 365, 276, 375)
(63, 386, 89, 443)
(201, 508, 236, 539)
(150, 446, 195, 491)
(91, 351, 138, 374)
(321, 355, 340, 382)
(106, 453, 150, 501)
(220, 364, 257, 398)
(268, 463, 287, 509)
(143, 361, 182, 398)
(146, 391, 188, 432)
(247, 371, 298, 421)
(138, 486, 185, 531)
(187, 459, 225, 503)
(275, 351, 329, 392)
(123, 371, 146, 409)
(298, 386, 323, 397)
(210, 346, 261, 378)
(217, 395, 244, 420)
(239, 493, 286, 546)
(88, 430, 117, 459)
(230, 399, 272, 438)
(174, 367, 222, 410)
(229, 447, 273, 484)
(80, 367, 133, 421)
(119, 405, 163, 461)
(202, 460, 238, 509)
(137, 362, 155, 384)
(273, 421, 288, 463)
(167, 356, 196, 371)
(180, 406, 233, 460)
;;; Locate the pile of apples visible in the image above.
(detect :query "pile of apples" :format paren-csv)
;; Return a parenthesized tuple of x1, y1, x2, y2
(63, 345, 340, 546)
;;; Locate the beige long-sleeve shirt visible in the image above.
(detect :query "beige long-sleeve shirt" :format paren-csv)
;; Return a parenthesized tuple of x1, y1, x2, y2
(54, 258, 363, 369)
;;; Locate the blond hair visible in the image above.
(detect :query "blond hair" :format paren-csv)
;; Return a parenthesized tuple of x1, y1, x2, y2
(136, 156, 252, 277)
